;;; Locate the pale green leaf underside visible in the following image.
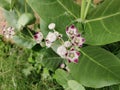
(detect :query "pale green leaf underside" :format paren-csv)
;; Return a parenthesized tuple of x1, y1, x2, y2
(69, 46, 120, 88)
(13, 35, 36, 49)
(68, 80, 85, 90)
(85, 0, 120, 45)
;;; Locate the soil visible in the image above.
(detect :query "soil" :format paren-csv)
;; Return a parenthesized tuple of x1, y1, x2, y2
(0, 8, 7, 34)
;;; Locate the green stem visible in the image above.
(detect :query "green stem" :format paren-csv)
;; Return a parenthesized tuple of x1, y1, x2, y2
(25, 0, 27, 13)
(27, 28, 34, 39)
(81, 0, 86, 21)
(84, 0, 92, 19)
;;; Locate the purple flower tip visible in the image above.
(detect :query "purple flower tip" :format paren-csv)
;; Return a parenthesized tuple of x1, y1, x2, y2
(34, 35, 38, 39)
(71, 25, 75, 29)
(77, 34, 81, 37)
(68, 59, 71, 63)
(76, 52, 80, 56)
(66, 27, 69, 31)
(74, 59, 78, 63)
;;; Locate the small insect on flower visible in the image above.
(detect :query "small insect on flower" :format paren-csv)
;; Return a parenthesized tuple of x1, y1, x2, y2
(34, 32, 43, 43)
(48, 23, 56, 30)
(57, 45, 67, 58)
(66, 48, 80, 63)
(66, 25, 78, 37)
(71, 34, 85, 47)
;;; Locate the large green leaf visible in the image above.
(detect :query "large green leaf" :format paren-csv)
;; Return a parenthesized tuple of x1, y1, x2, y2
(54, 69, 72, 89)
(13, 35, 36, 49)
(3, 10, 18, 28)
(54, 69, 85, 90)
(69, 46, 120, 88)
(84, 0, 120, 45)
(27, 0, 80, 37)
(36, 48, 63, 71)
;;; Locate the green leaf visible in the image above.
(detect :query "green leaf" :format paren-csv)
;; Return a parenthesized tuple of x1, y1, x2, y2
(69, 46, 120, 88)
(68, 80, 85, 90)
(108, 85, 120, 90)
(84, 0, 120, 45)
(3, 10, 18, 28)
(17, 13, 36, 29)
(27, 0, 80, 37)
(54, 69, 85, 90)
(54, 69, 72, 89)
(13, 35, 36, 49)
(0, 0, 10, 9)
(36, 48, 63, 71)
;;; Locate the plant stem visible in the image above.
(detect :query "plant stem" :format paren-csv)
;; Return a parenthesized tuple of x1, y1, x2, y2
(84, 0, 92, 19)
(81, 0, 86, 21)
(27, 28, 34, 39)
(25, 0, 27, 13)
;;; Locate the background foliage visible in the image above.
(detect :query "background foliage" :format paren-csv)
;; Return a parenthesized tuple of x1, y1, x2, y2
(0, 0, 120, 90)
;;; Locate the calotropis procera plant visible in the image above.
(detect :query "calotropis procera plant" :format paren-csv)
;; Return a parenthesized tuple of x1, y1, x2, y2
(0, 0, 120, 90)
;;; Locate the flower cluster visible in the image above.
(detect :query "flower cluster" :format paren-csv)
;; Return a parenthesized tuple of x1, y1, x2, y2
(2, 26, 15, 39)
(57, 25, 85, 63)
(34, 23, 62, 47)
(33, 23, 85, 64)
(46, 23, 62, 48)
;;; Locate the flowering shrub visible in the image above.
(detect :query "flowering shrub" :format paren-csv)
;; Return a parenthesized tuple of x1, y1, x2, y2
(0, 0, 120, 90)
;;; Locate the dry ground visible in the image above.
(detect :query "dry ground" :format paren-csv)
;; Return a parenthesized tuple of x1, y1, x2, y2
(0, 8, 7, 34)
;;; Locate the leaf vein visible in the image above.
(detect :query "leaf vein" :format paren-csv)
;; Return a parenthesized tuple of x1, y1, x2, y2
(57, 0, 77, 19)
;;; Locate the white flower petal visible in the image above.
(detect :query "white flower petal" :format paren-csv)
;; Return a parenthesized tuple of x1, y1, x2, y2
(34, 32, 43, 43)
(60, 63, 65, 69)
(57, 45, 67, 58)
(45, 40, 52, 48)
(46, 32, 57, 42)
(48, 23, 56, 30)
(64, 41, 72, 48)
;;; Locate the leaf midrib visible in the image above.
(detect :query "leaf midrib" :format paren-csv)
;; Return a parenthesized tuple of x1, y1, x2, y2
(80, 49, 120, 80)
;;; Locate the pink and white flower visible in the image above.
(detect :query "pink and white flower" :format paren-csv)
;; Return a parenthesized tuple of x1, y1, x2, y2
(66, 48, 80, 63)
(46, 32, 57, 42)
(66, 25, 78, 37)
(64, 41, 72, 48)
(45, 40, 52, 48)
(48, 23, 56, 30)
(54, 31, 62, 39)
(60, 63, 65, 69)
(45, 32, 57, 47)
(2, 26, 15, 39)
(57, 45, 67, 58)
(71, 34, 85, 47)
(34, 32, 43, 43)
